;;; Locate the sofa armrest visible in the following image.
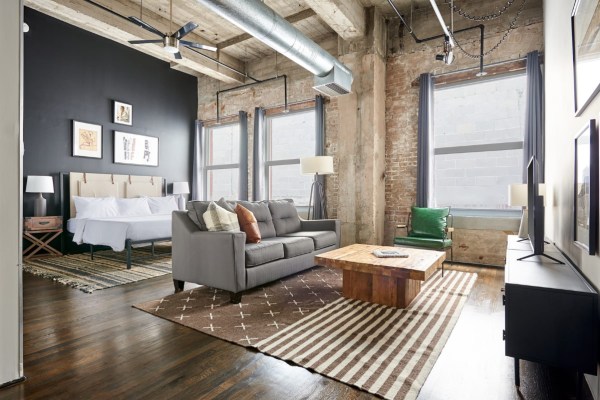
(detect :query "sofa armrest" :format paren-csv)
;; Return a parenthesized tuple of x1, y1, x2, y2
(172, 211, 247, 293)
(300, 219, 341, 247)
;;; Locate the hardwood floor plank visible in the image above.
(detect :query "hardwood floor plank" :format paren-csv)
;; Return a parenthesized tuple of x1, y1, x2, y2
(0, 265, 593, 400)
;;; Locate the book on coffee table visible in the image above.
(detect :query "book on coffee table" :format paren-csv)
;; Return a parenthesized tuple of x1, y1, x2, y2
(372, 249, 409, 258)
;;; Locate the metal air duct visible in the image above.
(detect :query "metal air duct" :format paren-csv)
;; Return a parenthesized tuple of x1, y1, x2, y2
(195, 0, 353, 96)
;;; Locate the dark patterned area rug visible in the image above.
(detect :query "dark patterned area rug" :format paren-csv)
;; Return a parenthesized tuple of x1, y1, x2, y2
(23, 246, 171, 293)
(134, 267, 477, 400)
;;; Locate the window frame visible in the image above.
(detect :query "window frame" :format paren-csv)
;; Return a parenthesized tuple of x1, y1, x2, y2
(430, 71, 527, 216)
(262, 108, 317, 205)
(202, 120, 241, 201)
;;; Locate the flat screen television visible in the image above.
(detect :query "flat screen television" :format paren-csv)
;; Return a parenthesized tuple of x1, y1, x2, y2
(518, 156, 563, 263)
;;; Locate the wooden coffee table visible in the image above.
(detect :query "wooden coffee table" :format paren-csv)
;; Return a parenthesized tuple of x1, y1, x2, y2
(315, 244, 446, 308)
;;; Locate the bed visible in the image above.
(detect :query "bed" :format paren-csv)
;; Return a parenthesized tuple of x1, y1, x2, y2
(66, 172, 174, 269)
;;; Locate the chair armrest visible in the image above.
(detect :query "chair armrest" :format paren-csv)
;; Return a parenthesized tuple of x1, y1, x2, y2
(300, 219, 341, 247)
(172, 211, 246, 292)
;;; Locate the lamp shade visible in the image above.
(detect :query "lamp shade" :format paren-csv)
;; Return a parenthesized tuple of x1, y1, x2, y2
(172, 181, 190, 195)
(508, 183, 547, 207)
(26, 176, 54, 193)
(300, 156, 334, 175)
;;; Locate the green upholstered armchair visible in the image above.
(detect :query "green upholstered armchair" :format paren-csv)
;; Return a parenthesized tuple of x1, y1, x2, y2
(394, 206, 453, 276)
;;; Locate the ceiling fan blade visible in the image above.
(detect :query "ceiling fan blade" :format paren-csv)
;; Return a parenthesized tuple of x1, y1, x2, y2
(129, 39, 164, 44)
(128, 16, 165, 38)
(180, 40, 217, 52)
(174, 52, 183, 60)
(173, 22, 199, 39)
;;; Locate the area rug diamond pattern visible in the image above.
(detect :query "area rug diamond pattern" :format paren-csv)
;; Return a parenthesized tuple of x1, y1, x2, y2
(135, 267, 477, 400)
(23, 247, 171, 293)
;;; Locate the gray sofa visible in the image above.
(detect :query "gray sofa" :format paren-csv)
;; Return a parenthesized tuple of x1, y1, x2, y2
(172, 199, 340, 303)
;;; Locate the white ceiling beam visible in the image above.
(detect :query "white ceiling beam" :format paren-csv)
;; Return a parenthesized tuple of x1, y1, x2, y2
(25, 0, 246, 83)
(303, 0, 366, 40)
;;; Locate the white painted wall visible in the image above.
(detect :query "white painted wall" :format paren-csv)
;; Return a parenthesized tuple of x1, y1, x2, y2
(0, 0, 24, 387)
(544, 0, 600, 398)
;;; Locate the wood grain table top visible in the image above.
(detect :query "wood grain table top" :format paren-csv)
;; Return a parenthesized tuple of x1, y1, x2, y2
(315, 244, 446, 281)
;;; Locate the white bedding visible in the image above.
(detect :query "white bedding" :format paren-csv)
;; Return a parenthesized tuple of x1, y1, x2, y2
(71, 214, 172, 251)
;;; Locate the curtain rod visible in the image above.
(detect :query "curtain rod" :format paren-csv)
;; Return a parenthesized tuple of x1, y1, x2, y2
(432, 54, 539, 79)
(200, 98, 317, 124)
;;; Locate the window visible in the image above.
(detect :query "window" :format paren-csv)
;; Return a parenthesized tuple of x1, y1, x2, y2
(264, 109, 316, 205)
(431, 73, 527, 213)
(203, 122, 240, 201)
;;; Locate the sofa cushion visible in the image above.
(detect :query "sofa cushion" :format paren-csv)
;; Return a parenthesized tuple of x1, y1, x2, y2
(245, 241, 284, 267)
(262, 236, 314, 258)
(217, 197, 236, 213)
(235, 204, 261, 244)
(284, 231, 337, 250)
(238, 201, 277, 239)
(268, 199, 302, 235)
(203, 202, 240, 232)
(186, 200, 211, 231)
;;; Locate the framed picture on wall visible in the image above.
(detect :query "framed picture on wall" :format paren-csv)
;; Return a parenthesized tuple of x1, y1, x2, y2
(72, 120, 102, 159)
(113, 100, 133, 126)
(571, 0, 600, 115)
(114, 131, 159, 166)
(573, 119, 599, 254)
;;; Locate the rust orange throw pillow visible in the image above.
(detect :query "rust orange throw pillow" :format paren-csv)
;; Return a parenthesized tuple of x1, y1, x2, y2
(235, 204, 261, 243)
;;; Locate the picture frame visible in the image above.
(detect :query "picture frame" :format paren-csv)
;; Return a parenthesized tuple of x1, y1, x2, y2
(114, 131, 159, 166)
(113, 100, 133, 126)
(574, 119, 599, 255)
(72, 120, 102, 159)
(571, 0, 600, 116)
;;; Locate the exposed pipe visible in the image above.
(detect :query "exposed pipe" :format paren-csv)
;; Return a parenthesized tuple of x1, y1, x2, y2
(194, 0, 352, 80)
(216, 75, 288, 122)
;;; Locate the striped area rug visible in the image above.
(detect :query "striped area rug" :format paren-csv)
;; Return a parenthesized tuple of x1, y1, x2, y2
(24, 247, 171, 293)
(255, 270, 477, 400)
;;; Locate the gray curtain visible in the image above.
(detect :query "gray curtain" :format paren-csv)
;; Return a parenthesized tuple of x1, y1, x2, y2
(417, 73, 433, 207)
(253, 107, 266, 200)
(313, 95, 326, 219)
(191, 120, 204, 200)
(239, 111, 249, 201)
(523, 50, 544, 182)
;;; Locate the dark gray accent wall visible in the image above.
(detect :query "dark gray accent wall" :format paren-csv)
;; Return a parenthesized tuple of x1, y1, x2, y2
(23, 8, 197, 217)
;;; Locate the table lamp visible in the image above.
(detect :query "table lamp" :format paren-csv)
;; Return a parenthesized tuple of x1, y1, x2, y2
(509, 183, 546, 239)
(300, 156, 334, 220)
(172, 181, 190, 210)
(26, 175, 54, 217)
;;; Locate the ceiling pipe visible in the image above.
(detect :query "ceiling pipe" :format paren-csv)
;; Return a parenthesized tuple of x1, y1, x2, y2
(194, 0, 353, 94)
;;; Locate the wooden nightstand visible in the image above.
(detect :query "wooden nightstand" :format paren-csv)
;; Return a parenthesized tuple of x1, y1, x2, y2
(23, 216, 63, 260)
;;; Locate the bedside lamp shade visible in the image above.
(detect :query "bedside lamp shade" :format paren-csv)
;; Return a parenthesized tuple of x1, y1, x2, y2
(26, 175, 54, 217)
(26, 176, 54, 194)
(300, 156, 334, 175)
(172, 181, 190, 211)
(172, 182, 190, 195)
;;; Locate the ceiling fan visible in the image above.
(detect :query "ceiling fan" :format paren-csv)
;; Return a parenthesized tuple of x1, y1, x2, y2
(128, 0, 217, 60)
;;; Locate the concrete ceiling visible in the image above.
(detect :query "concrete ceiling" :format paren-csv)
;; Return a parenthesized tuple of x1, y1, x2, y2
(24, 0, 437, 81)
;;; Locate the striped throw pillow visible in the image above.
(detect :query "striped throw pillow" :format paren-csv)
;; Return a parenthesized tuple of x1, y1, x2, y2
(203, 202, 240, 232)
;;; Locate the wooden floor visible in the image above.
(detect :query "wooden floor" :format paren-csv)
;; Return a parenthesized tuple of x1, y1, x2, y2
(0, 264, 592, 400)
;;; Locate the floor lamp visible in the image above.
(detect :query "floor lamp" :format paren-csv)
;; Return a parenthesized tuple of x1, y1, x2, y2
(301, 156, 334, 220)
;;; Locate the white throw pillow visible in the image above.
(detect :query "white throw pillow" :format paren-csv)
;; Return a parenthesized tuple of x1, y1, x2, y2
(73, 196, 119, 219)
(203, 202, 240, 232)
(116, 198, 152, 217)
(145, 196, 179, 214)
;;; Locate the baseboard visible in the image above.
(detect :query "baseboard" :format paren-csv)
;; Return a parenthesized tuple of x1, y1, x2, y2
(0, 376, 26, 389)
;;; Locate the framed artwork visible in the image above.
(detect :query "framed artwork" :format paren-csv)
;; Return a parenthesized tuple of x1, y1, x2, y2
(113, 100, 133, 126)
(571, 0, 600, 115)
(72, 120, 102, 159)
(574, 119, 598, 254)
(114, 131, 159, 166)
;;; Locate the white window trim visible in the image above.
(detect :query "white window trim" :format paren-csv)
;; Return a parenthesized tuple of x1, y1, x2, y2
(203, 122, 241, 201)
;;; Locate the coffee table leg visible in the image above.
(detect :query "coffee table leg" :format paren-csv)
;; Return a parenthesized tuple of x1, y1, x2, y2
(342, 270, 422, 308)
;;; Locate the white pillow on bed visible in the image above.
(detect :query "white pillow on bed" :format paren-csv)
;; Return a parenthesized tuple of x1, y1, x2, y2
(145, 196, 179, 214)
(73, 196, 119, 219)
(116, 198, 152, 217)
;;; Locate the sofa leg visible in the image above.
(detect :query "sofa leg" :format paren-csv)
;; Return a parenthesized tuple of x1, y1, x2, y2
(229, 292, 242, 304)
(173, 279, 185, 293)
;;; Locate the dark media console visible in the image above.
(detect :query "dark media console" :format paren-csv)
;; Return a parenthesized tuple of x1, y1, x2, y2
(504, 236, 598, 394)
